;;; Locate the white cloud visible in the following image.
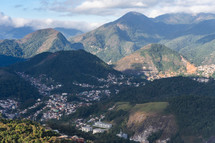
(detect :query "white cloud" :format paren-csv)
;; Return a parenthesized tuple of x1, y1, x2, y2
(26, 19, 101, 31)
(0, 12, 13, 26)
(38, 0, 215, 17)
(0, 12, 100, 31)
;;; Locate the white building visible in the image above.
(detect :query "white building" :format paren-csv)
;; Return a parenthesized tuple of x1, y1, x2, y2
(81, 126, 93, 132)
(93, 128, 106, 134)
(94, 120, 112, 129)
(117, 131, 128, 139)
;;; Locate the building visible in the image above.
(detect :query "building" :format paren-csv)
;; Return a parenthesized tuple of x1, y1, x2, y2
(117, 130, 128, 139)
(81, 126, 93, 132)
(93, 128, 106, 134)
(53, 129, 59, 133)
(93, 120, 112, 129)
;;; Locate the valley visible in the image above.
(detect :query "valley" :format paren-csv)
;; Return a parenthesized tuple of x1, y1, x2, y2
(1, 10, 215, 143)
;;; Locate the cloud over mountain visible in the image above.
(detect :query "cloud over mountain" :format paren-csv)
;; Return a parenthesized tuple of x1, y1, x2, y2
(38, 0, 215, 17)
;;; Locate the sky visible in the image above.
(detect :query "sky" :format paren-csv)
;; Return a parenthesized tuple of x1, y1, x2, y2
(1, 0, 215, 31)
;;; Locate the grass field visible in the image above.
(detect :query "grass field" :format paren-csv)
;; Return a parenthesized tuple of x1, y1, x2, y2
(115, 102, 169, 114)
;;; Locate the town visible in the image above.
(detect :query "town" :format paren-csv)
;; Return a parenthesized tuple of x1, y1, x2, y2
(0, 72, 144, 122)
(196, 64, 215, 78)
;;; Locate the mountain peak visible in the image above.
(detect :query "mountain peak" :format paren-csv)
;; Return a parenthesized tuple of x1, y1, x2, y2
(116, 11, 149, 23)
(125, 11, 145, 16)
(20, 28, 59, 44)
(16, 28, 74, 57)
(29, 28, 59, 35)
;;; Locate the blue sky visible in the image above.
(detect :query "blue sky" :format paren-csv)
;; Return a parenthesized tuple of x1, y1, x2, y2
(1, 0, 215, 31)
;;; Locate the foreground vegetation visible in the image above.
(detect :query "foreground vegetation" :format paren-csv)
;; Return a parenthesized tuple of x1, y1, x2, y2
(0, 118, 62, 142)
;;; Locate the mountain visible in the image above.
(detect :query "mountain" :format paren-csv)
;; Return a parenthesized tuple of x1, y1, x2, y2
(54, 27, 83, 38)
(154, 12, 215, 24)
(17, 28, 75, 57)
(0, 55, 25, 67)
(114, 44, 196, 79)
(71, 11, 215, 66)
(11, 50, 121, 92)
(0, 28, 79, 58)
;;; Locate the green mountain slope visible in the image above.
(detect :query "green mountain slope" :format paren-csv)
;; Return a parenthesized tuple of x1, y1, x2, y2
(0, 39, 23, 57)
(0, 68, 40, 109)
(162, 29, 215, 65)
(11, 50, 120, 92)
(115, 44, 196, 79)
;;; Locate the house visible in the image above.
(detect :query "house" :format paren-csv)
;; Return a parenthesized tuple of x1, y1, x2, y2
(81, 126, 93, 132)
(93, 120, 112, 129)
(77, 138, 85, 143)
(93, 128, 106, 134)
(117, 130, 128, 139)
(53, 129, 59, 133)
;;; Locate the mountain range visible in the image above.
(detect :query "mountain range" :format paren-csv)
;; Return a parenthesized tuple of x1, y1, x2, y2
(71, 12, 215, 66)
(1, 12, 215, 79)
(1, 12, 215, 67)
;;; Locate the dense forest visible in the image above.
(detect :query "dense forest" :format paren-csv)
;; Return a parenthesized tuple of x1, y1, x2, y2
(168, 95, 215, 142)
(115, 76, 215, 103)
(0, 69, 40, 109)
(0, 117, 73, 142)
